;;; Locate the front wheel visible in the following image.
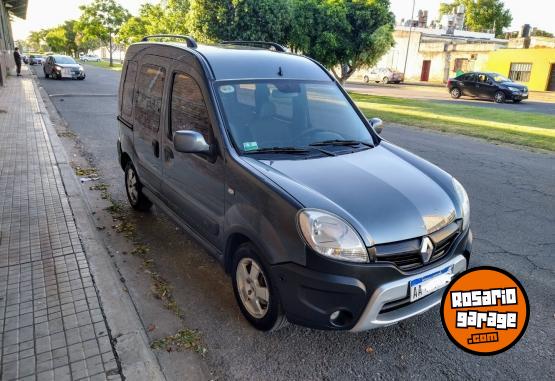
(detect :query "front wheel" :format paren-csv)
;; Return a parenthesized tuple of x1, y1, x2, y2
(363, 75, 369, 83)
(382, 77, 389, 84)
(124, 162, 152, 211)
(513, 99, 521, 104)
(450, 87, 461, 99)
(44, 71, 49, 79)
(494, 91, 506, 103)
(232, 243, 287, 331)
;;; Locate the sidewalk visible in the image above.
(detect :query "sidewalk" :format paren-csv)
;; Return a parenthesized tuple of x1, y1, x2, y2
(0, 71, 121, 380)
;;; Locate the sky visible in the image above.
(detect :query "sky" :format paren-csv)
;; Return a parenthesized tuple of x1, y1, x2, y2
(11, 0, 555, 41)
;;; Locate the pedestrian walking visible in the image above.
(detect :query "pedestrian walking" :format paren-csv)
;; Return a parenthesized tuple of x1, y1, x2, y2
(14, 47, 22, 76)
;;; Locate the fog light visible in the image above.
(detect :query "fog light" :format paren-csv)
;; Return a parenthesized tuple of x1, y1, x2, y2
(329, 309, 353, 327)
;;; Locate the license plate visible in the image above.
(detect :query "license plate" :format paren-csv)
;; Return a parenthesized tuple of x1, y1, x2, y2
(62, 69, 72, 78)
(409, 265, 453, 302)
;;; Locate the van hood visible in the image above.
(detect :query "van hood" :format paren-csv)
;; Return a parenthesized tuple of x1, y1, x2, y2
(243, 144, 457, 245)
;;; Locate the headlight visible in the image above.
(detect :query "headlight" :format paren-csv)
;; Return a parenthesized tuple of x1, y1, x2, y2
(452, 178, 470, 231)
(55, 65, 62, 71)
(79, 66, 84, 71)
(507, 86, 520, 92)
(297, 209, 368, 263)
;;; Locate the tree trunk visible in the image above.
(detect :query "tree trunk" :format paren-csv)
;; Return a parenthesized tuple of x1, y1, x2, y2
(109, 33, 113, 67)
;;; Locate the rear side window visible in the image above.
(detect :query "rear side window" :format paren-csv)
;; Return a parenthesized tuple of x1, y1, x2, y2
(121, 61, 137, 119)
(170, 73, 211, 143)
(134, 64, 166, 132)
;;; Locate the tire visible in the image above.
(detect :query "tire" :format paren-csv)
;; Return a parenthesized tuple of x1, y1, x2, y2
(44, 71, 49, 79)
(513, 99, 521, 104)
(382, 77, 389, 84)
(124, 162, 152, 211)
(232, 243, 287, 331)
(450, 87, 461, 99)
(363, 75, 369, 84)
(494, 91, 506, 103)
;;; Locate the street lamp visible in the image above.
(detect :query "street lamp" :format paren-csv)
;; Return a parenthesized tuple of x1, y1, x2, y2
(402, 0, 416, 80)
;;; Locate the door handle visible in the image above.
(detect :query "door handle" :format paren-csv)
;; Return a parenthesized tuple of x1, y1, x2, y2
(152, 140, 159, 157)
(164, 146, 174, 161)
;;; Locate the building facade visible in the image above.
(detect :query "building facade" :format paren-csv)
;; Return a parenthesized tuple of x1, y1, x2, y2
(0, 0, 27, 85)
(361, 26, 507, 84)
(484, 48, 555, 91)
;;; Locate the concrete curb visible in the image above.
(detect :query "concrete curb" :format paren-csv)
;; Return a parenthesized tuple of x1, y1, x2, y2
(29, 72, 166, 381)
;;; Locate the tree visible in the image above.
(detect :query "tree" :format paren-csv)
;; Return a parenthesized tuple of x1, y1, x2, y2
(62, 20, 79, 57)
(187, 0, 291, 43)
(531, 28, 553, 38)
(439, 0, 512, 36)
(289, 0, 395, 84)
(77, 0, 130, 66)
(45, 27, 68, 54)
(27, 30, 48, 52)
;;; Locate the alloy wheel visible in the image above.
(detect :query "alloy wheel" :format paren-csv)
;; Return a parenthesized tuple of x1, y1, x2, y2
(126, 167, 139, 205)
(236, 257, 270, 319)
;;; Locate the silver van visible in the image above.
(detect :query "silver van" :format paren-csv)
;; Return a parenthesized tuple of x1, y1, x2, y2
(117, 35, 472, 331)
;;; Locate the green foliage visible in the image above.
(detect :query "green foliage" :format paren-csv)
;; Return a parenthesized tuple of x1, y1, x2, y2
(289, 0, 395, 83)
(45, 27, 68, 54)
(187, 0, 291, 43)
(531, 29, 553, 38)
(439, 0, 512, 36)
(77, 0, 130, 64)
(117, 1, 189, 45)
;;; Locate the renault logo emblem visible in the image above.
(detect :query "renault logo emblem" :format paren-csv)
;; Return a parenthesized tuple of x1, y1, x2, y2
(420, 237, 434, 263)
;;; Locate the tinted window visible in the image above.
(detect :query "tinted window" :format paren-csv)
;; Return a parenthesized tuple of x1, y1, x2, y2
(121, 61, 137, 119)
(170, 73, 211, 143)
(134, 64, 166, 132)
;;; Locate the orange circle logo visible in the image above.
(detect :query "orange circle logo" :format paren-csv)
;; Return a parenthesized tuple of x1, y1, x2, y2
(441, 266, 529, 355)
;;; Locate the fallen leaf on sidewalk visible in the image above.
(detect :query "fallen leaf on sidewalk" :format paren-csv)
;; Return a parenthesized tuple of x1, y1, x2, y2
(365, 346, 374, 354)
(148, 324, 156, 332)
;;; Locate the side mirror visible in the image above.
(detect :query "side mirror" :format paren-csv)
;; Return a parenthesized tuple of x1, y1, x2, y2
(173, 130, 210, 154)
(369, 117, 383, 134)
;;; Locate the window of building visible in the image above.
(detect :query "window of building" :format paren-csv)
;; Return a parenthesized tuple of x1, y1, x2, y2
(509, 63, 532, 82)
(121, 61, 137, 119)
(170, 73, 211, 143)
(454, 58, 469, 72)
(134, 64, 166, 131)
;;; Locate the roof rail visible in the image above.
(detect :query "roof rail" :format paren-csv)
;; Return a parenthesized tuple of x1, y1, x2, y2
(141, 35, 198, 48)
(220, 41, 286, 52)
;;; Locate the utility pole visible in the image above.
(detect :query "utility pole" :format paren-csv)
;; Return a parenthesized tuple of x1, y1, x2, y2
(402, 0, 416, 79)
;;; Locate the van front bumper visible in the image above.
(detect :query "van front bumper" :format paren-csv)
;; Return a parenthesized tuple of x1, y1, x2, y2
(271, 229, 472, 331)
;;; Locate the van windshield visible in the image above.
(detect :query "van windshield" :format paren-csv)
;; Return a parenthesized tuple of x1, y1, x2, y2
(216, 80, 374, 154)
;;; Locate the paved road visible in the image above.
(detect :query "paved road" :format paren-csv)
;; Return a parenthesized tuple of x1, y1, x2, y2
(32, 64, 555, 380)
(345, 82, 555, 115)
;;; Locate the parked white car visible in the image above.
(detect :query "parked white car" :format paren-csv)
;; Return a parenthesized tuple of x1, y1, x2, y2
(363, 68, 404, 84)
(81, 54, 101, 62)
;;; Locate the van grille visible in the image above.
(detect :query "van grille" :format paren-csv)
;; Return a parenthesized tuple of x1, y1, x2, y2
(372, 221, 461, 271)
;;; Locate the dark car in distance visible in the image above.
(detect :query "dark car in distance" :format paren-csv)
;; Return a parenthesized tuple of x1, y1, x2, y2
(43, 55, 86, 80)
(448, 72, 528, 103)
(117, 35, 472, 332)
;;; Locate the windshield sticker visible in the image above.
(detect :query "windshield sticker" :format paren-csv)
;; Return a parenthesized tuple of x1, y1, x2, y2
(220, 85, 235, 94)
(243, 142, 258, 151)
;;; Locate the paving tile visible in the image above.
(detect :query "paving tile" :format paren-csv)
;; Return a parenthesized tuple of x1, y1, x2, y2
(0, 72, 121, 380)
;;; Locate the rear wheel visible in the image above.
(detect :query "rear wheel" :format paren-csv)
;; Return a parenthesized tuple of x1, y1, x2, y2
(494, 91, 506, 103)
(382, 77, 389, 84)
(124, 162, 152, 211)
(44, 70, 49, 79)
(363, 75, 369, 83)
(450, 87, 461, 99)
(232, 243, 287, 331)
(513, 99, 521, 104)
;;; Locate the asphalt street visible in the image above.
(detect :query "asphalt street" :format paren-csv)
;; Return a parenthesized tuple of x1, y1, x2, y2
(32, 63, 555, 380)
(345, 82, 555, 115)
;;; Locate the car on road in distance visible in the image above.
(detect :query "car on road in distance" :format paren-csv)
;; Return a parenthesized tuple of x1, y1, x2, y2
(29, 54, 44, 65)
(117, 35, 472, 332)
(43, 55, 86, 80)
(81, 54, 102, 62)
(363, 67, 404, 84)
(448, 72, 528, 103)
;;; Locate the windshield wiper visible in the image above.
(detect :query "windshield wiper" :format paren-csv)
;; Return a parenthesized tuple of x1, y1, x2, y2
(244, 146, 312, 154)
(309, 139, 374, 148)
